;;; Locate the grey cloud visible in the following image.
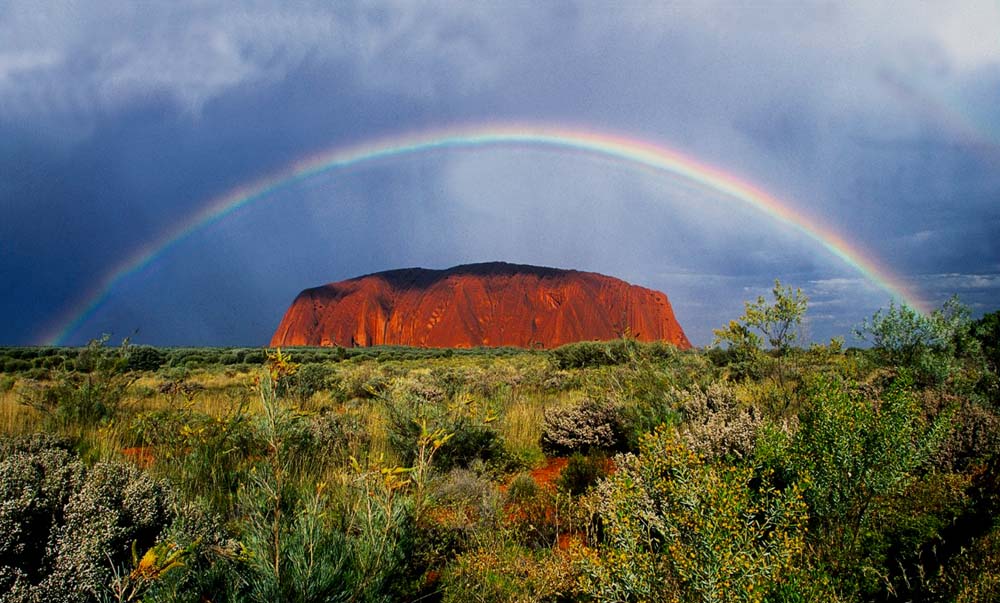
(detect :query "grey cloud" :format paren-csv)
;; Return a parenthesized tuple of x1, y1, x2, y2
(0, 1, 543, 121)
(2, 1, 999, 345)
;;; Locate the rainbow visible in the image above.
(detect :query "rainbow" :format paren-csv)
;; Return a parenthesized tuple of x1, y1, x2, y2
(40, 124, 926, 345)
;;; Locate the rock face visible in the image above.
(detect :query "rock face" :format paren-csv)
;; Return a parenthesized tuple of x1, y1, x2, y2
(270, 262, 690, 349)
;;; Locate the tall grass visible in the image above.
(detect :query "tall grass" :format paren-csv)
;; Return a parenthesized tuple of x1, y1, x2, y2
(0, 387, 38, 434)
(499, 391, 577, 465)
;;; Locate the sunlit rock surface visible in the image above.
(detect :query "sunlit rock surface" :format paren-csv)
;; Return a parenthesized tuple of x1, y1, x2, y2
(270, 262, 690, 349)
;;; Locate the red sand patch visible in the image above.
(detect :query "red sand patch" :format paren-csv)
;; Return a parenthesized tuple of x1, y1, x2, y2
(121, 446, 155, 468)
(529, 456, 568, 488)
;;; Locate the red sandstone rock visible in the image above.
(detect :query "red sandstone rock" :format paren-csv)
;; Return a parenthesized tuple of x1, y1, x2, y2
(270, 262, 690, 349)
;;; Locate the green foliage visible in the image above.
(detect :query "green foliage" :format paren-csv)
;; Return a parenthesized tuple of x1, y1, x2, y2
(291, 362, 333, 404)
(854, 297, 977, 373)
(555, 452, 607, 496)
(713, 280, 807, 391)
(714, 279, 808, 355)
(505, 472, 541, 503)
(971, 309, 1000, 372)
(300, 410, 371, 466)
(17, 337, 136, 429)
(3, 320, 1000, 601)
(131, 399, 258, 516)
(383, 382, 506, 472)
(789, 374, 952, 596)
(581, 426, 809, 602)
(435, 417, 506, 472)
(440, 542, 581, 603)
(551, 338, 631, 369)
(127, 345, 168, 372)
(2, 358, 32, 373)
(237, 362, 413, 603)
(549, 338, 678, 370)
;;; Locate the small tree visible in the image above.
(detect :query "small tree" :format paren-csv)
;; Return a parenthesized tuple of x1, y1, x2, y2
(713, 280, 808, 386)
(854, 296, 976, 368)
(714, 280, 808, 355)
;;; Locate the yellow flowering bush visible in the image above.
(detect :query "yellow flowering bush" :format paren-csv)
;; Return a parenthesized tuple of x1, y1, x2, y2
(580, 425, 808, 603)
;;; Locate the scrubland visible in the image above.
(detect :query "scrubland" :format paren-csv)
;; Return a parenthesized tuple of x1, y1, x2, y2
(1, 299, 999, 603)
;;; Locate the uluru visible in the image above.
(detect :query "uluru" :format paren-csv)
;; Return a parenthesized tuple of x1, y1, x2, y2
(270, 262, 690, 349)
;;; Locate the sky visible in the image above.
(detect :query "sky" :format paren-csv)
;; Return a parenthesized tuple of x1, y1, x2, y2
(2, 1, 999, 348)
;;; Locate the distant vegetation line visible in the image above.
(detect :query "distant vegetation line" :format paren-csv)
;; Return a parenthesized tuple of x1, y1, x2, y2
(0, 344, 537, 376)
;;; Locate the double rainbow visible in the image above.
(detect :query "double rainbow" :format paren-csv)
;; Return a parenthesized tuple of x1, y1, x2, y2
(41, 124, 925, 345)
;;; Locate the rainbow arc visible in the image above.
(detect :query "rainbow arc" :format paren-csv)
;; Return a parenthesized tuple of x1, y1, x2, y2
(41, 124, 925, 345)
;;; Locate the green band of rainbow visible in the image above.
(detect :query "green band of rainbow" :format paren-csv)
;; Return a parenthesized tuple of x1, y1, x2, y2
(40, 124, 926, 345)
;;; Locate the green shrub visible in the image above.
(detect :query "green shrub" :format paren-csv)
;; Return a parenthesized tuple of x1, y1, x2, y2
(40, 355, 62, 369)
(301, 409, 371, 465)
(239, 457, 413, 603)
(549, 338, 640, 369)
(127, 346, 168, 372)
(3, 359, 31, 373)
(388, 408, 506, 472)
(242, 350, 267, 365)
(505, 472, 540, 504)
(131, 401, 258, 516)
(141, 501, 241, 603)
(235, 363, 415, 602)
(290, 362, 333, 404)
(581, 426, 808, 603)
(971, 310, 1000, 372)
(436, 419, 505, 471)
(17, 338, 135, 429)
(854, 297, 979, 386)
(706, 343, 770, 381)
(790, 374, 952, 596)
(555, 452, 607, 496)
(382, 377, 506, 472)
(336, 364, 389, 401)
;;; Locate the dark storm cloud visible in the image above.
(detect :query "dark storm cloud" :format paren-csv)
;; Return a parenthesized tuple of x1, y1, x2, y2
(2, 1, 998, 346)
